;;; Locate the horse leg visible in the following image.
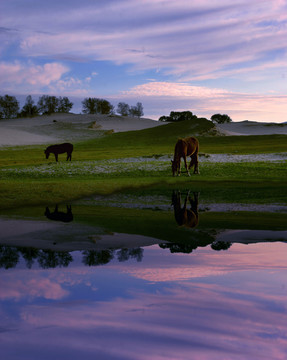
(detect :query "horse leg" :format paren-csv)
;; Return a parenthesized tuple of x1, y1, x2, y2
(193, 147, 200, 174)
(193, 157, 199, 174)
(188, 154, 198, 174)
(178, 158, 183, 176)
(188, 156, 194, 171)
(184, 156, 190, 176)
(55, 153, 58, 162)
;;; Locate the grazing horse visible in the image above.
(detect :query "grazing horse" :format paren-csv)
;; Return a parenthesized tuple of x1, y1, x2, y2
(171, 137, 199, 176)
(45, 205, 73, 223)
(44, 142, 73, 162)
(172, 190, 199, 228)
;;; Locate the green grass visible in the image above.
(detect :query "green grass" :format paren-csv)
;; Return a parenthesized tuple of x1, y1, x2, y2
(0, 119, 286, 210)
(1, 119, 286, 167)
(0, 161, 286, 210)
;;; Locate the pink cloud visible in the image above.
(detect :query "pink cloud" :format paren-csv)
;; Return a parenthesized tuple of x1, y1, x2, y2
(0, 60, 91, 96)
(0, 61, 69, 87)
(118, 81, 287, 122)
(122, 82, 229, 98)
(120, 242, 287, 282)
(0, 275, 68, 301)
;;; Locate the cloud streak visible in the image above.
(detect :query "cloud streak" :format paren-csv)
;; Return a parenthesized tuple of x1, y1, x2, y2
(1, 0, 287, 121)
(8, 0, 286, 77)
(1, 281, 287, 359)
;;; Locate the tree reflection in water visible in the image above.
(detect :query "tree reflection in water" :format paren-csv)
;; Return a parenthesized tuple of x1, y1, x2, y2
(0, 245, 144, 270)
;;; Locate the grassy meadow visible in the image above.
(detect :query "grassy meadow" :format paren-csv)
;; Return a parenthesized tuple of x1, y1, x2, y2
(0, 118, 286, 210)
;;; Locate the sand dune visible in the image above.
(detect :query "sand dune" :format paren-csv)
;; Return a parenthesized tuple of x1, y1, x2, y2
(0, 113, 164, 146)
(0, 114, 286, 147)
(216, 120, 287, 136)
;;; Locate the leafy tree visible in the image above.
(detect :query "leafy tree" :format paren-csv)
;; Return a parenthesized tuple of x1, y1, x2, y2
(0, 94, 20, 119)
(159, 110, 197, 122)
(129, 102, 144, 118)
(158, 115, 170, 122)
(82, 97, 113, 114)
(58, 96, 73, 113)
(98, 99, 114, 115)
(82, 97, 98, 114)
(37, 95, 59, 115)
(117, 102, 130, 116)
(211, 113, 232, 124)
(19, 95, 39, 117)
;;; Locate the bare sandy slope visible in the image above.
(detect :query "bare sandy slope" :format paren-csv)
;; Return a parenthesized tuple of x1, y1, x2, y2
(0, 114, 286, 147)
(216, 120, 287, 136)
(0, 113, 165, 146)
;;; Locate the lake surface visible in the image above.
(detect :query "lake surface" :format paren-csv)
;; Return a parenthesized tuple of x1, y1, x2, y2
(0, 190, 286, 359)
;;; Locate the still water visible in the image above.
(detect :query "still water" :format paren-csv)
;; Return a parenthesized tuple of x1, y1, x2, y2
(0, 191, 286, 360)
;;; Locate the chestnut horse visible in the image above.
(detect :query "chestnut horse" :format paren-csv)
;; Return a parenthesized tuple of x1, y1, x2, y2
(44, 142, 73, 162)
(171, 137, 199, 176)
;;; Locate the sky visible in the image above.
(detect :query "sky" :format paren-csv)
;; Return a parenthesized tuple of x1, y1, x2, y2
(0, 0, 287, 122)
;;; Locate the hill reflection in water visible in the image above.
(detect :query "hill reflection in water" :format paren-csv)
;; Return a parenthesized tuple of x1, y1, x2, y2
(0, 190, 287, 359)
(0, 190, 286, 269)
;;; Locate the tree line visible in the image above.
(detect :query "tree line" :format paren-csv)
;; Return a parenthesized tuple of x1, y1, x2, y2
(0, 245, 143, 269)
(159, 111, 232, 124)
(0, 94, 144, 119)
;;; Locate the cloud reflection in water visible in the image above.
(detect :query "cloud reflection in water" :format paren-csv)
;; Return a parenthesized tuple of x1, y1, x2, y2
(0, 243, 287, 359)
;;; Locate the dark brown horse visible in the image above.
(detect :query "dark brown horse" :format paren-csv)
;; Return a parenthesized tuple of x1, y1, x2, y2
(172, 190, 199, 228)
(171, 137, 199, 176)
(44, 143, 73, 162)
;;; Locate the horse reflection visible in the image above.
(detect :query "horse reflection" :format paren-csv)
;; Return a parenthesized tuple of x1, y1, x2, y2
(172, 190, 199, 228)
(45, 205, 73, 223)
